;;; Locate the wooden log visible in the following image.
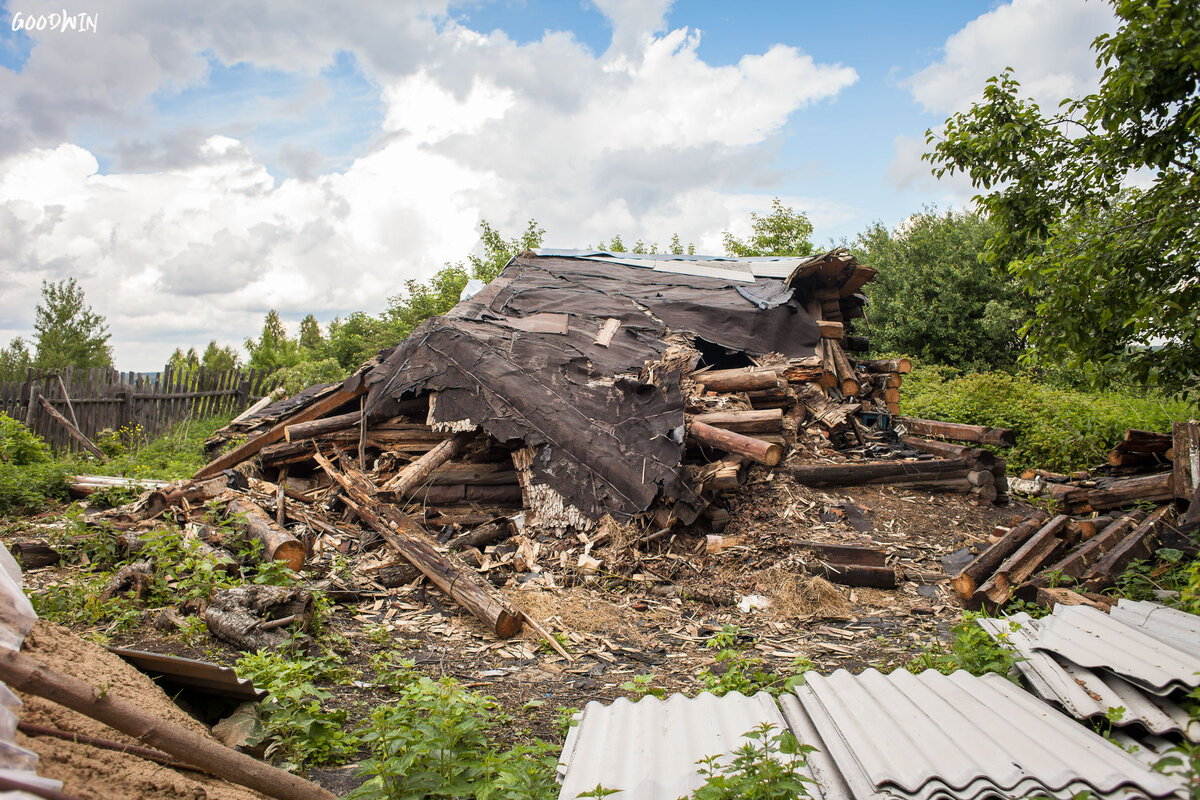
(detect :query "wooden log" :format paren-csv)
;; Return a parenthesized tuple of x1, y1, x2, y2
(1082, 505, 1176, 590)
(1066, 515, 1116, 542)
(313, 452, 524, 639)
(1065, 471, 1174, 513)
(38, 395, 107, 462)
(844, 335, 870, 352)
(689, 408, 783, 434)
(795, 540, 887, 566)
(0, 649, 335, 800)
(817, 320, 844, 339)
(899, 436, 995, 468)
(896, 416, 1016, 447)
(194, 383, 366, 479)
(991, 459, 1009, 500)
(688, 420, 783, 466)
(284, 410, 362, 442)
(813, 563, 897, 588)
(967, 470, 993, 487)
(826, 339, 860, 396)
(225, 499, 304, 571)
(971, 482, 999, 504)
(861, 358, 911, 374)
(799, 390, 858, 432)
(1041, 511, 1143, 581)
(980, 515, 1069, 603)
(790, 458, 969, 487)
(1114, 428, 1173, 454)
(412, 484, 524, 504)
(693, 370, 782, 393)
(381, 431, 472, 494)
(446, 520, 514, 552)
(1174, 420, 1199, 502)
(950, 510, 1050, 599)
(1035, 587, 1111, 612)
(10, 541, 61, 569)
(205, 585, 314, 650)
(895, 477, 975, 493)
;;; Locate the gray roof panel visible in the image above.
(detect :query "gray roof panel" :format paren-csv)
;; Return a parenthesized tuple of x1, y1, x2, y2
(1110, 599, 1200, 658)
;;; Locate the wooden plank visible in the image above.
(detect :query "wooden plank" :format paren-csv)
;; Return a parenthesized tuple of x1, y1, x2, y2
(38, 395, 107, 462)
(897, 416, 1016, 447)
(1174, 420, 1199, 502)
(193, 383, 366, 479)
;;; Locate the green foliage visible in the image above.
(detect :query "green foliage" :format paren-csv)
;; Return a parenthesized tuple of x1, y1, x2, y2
(348, 674, 558, 800)
(723, 198, 814, 258)
(298, 314, 324, 352)
(856, 208, 1030, 371)
(621, 674, 666, 700)
(236, 649, 359, 770)
(267, 357, 348, 396)
(0, 412, 51, 466)
(690, 723, 816, 800)
(908, 612, 1019, 680)
(246, 310, 302, 373)
(166, 347, 200, 375)
(925, 1, 1200, 392)
(0, 413, 68, 513)
(1111, 548, 1190, 604)
(0, 337, 32, 382)
(1153, 688, 1200, 798)
(899, 365, 1191, 472)
(32, 278, 112, 370)
(698, 625, 811, 697)
(202, 340, 241, 373)
(88, 413, 235, 480)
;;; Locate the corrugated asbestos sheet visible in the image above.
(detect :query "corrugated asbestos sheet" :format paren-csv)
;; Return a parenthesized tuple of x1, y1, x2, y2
(978, 614, 1197, 739)
(108, 648, 266, 701)
(1033, 604, 1200, 695)
(0, 544, 67, 798)
(557, 691, 792, 800)
(1109, 599, 1200, 658)
(362, 249, 874, 527)
(558, 669, 1183, 800)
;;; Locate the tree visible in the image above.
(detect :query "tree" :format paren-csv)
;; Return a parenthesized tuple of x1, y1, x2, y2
(925, 0, 1200, 389)
(0, 338, 31, 382)
(201, 340, 240, 373)
(723, 198, 814, 257)
(31, 278, 112, 370)
(298, 314, 324, 352)
(166, 347, 199, 374)
(244, 310, 300, 373)
(855, 208, 1031, 371)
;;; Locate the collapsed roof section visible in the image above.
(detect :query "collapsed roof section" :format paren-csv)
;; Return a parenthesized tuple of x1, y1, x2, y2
(358, 249, 875, 526)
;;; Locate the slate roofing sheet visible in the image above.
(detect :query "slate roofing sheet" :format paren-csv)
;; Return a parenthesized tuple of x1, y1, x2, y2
(1109, 599, 1200, 658)
(1033, 604, 1200, 694)
(978, 613, 1197, 740)
(107, 648, 266, 701)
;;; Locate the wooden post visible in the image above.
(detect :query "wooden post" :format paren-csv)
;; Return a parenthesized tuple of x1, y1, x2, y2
(38, 395, 107, 462)
(950, 510, 1049, 599)
(226, 499, 305, 571)
(791, 458, 970, 487)
(896, 416, 1016, 447)
(381, 431, 473, 494)
(25, 383, 40, 431)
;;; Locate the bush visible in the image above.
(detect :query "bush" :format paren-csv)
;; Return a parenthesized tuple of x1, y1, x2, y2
(0, 412, 51, 466)
(0, 413, 69, 513)
(899, 366, 1192, 471)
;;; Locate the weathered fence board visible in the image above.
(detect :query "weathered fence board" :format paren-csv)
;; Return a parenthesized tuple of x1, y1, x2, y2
(0, 366, 268, 455)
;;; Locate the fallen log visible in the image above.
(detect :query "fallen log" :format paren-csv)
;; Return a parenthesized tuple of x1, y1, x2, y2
(1065, 514, 1116, 543)
(68, 475, 172, 498)
(791, 458, 969, 487)
(10, 541, 61, 569)
(689, 408, 783, 434)
(896, 416, 1016, 447)
(688, 420, 783, 466)
(446, 520, 514, 552)
(1082, 505, 1176, 591)
(950, 510, 1050, 600)
(980, 515, 1069, 603)
(412, 484, 524, 505)
(205, 585, 313, 651)
(195, 382, 366, 479)
(225, 499, 305, 571)
(812, 563, 897, 588)
(0, 649, 335, 800)
(38, 395, 107, 462)
(284, 410, 362, 443)
(1035, 587, 1111, 612)
(1040, 511, 1143, 581)
(314, 452, 524, 639)
(381, 431, 472, 494)
(1065, 471, 1174, 513)
(860, 358, 911, 374)
(1113, 429, 1173, 454)
(898, 436, 995, 468)
(693, 370, 782, 393)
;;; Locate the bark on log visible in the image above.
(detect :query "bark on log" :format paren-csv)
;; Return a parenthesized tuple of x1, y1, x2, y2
(381, 431, 472, 494)
(1082, 505, 1175, 590)
(68, 475, 172, 498)
(1066, 515, 1116, 542)
(446, 520, 514, 552)
(1174, 420, 1199, 502)
(205, 585, 313, 651)
(195, 383, 366, 479)
(899, 436, 995, 468)
(950, 510, 1049, 600)
(0, 649, 335, 800)
(284, 410, 362, 443)
(10, 541, 61, 569)
(896, 416, 1016, 447)
(1035, 587, 1111, 612)
(1042, 511, 1143, 581)
(980, 515, 1069, 603)
(790, 458, 969, 487)
(826, 339, 860, 396)
(313, 452, 524, 638)
(1114, 428, 1173, 454)
(1065, 471, 1174, 513)
(225, 499, 304, 571)
(861, 358, 911, 374)
(412, 484, 523, 505)
(688, 420, 783, 466)
(689, 408, 783, 434)
(693, 370, 782, 393)
(38, 395, 107, 462)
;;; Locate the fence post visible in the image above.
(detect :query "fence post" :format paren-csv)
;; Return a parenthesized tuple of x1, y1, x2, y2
(237, 378, 250, 408)
(25, 384, 39, 431)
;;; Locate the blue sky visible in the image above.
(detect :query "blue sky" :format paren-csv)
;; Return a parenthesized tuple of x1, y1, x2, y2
(0, 0, 1118, 367)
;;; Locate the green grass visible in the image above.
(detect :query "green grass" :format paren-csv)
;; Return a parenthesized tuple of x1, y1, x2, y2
(899, 365, 1192, 472)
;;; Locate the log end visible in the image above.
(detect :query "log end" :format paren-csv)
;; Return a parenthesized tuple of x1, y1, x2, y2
(896, 358, 912, 374)
(840, 379, 860, 397)
(495, 610, 525, 639)
(272, 541, 306, 573)
(761, 443, 784, 467)
(949, 572, 976, 600)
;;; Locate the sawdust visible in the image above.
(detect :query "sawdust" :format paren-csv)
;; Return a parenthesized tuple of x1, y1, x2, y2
(15, 620, 268, 800)
(509, 586, 639, 640)
(760, 567, 852, 621)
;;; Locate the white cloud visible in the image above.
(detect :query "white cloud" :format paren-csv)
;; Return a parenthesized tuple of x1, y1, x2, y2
(0, 2, 859, 368)
(904, 0, 1117, 115)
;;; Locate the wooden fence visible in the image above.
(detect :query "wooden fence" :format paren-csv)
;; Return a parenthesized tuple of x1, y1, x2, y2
(0, 366, 269, 455)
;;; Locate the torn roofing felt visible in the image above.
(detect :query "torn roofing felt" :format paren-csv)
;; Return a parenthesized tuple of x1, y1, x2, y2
(360, 249, 867, 526)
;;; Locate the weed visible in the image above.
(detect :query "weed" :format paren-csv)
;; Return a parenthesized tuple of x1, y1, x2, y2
(907, 613, 1020, 680)
(1114, 549, 1190, 604)
(620, 674, 666, 700)
(554, 706, 579, 739)
(697, 626, 811, 697)
(691, 722, 817, 800)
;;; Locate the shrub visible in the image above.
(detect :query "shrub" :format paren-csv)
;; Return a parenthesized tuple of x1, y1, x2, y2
(0, 412, 51, 465)
(899, 366, 1191, 471)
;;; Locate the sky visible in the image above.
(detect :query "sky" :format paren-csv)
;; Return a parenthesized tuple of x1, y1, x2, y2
(0, 0, 1119, 370)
